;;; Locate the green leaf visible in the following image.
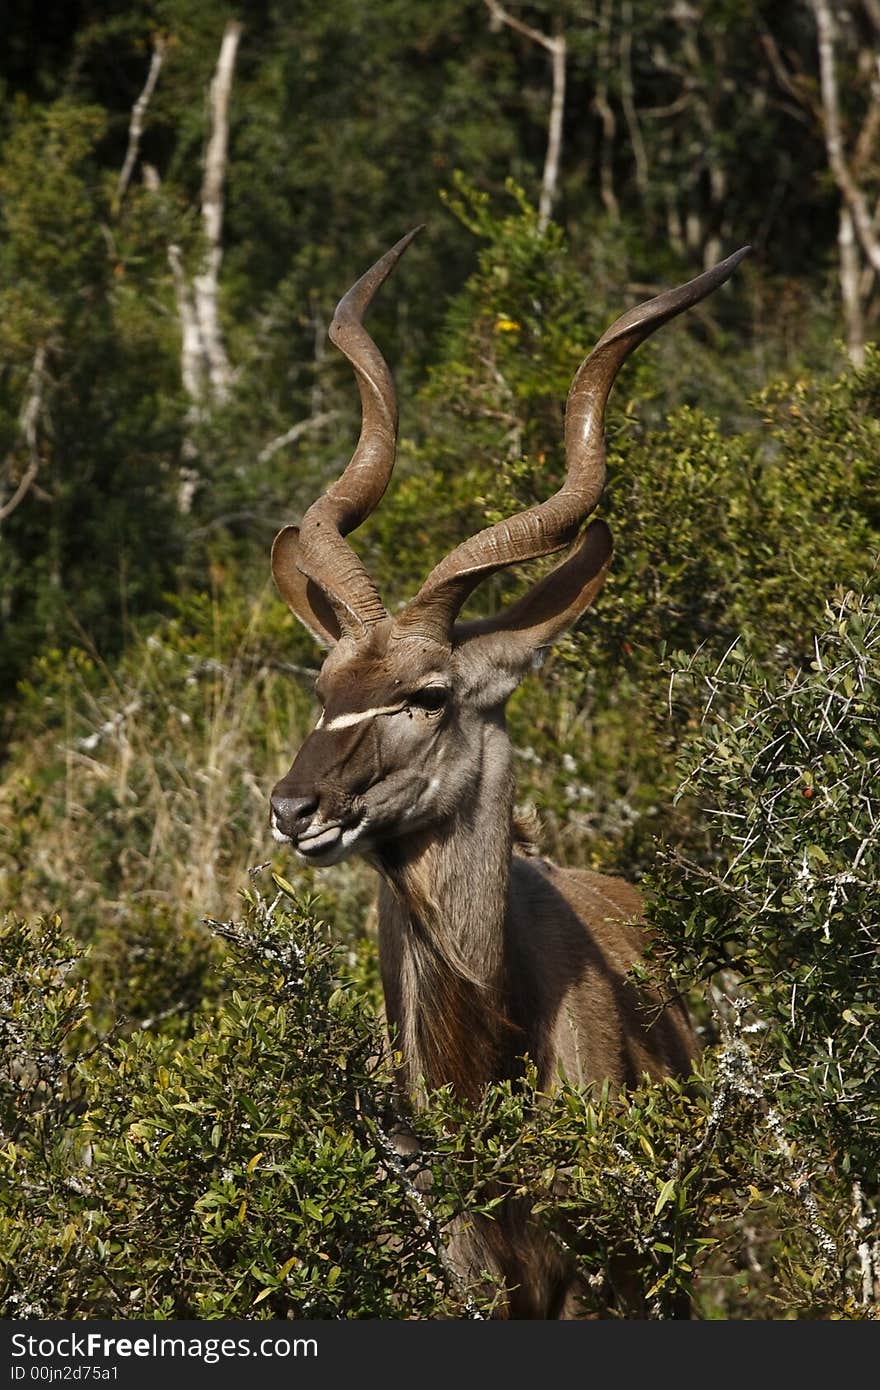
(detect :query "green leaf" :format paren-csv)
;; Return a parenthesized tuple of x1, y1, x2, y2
(654, 1178, 676, 1216)
(271, 872, 298, 898)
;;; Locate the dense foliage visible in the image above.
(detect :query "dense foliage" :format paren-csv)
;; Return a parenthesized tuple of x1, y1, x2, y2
(1, 1, 879, 1319)
(0, 889, 471, 1318)
(654, 584, 880, 1180)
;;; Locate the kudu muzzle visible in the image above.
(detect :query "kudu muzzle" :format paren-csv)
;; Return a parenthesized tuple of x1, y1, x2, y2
(271, 719, 377, 856)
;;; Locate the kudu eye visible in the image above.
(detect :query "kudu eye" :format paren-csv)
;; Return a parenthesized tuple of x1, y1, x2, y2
(409, 685, 448, 714)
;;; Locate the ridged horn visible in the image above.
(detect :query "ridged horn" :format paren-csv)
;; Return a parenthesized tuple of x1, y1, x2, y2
(394, 245, 751, 645)
(285, 227, 423, 635)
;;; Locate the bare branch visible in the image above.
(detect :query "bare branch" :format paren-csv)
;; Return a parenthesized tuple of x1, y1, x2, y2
(201, 21, 241, 253)
(115, 38, 166, 211)
(484, 0, 556, 52)
(619, 1, 650, 198)
(0, 346, 48, 525)
(0, 464, 39, 525)
(675, 18, 729, 265)
(639, 92, 696, 121)
(483, 0, 566, 231)
(594, 0, 619, 221)
(193, 19, 242, 402)
(852, 58, 880, 174)
(759, 29, 821, 120)
(257, 410, 340, 464)
(161, 25, 241, 413)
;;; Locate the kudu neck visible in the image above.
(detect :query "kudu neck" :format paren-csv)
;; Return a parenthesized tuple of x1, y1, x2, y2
(375, 723, 519, 1100)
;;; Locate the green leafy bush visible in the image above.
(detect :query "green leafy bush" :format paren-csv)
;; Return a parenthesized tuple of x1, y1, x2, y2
(651, 582, 880, 1181)
(0, 883, 475, 1319)
(4, 860, 875, 1320)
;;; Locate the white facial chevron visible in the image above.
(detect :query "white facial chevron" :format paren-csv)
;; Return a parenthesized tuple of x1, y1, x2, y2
(319, 702, 407, 732)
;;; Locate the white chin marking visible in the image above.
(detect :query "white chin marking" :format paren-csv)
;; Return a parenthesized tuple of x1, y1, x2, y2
(341, 823, 364, 851)
(323, 703, 405, 732)
(293, 822, 365, 867)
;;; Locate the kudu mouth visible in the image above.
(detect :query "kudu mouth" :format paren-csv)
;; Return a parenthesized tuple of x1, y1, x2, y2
(270, 793, 366, 864)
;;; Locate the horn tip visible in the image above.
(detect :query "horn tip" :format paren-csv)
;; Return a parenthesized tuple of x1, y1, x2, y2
(388, 223, 426, 261)
(718, 243, 752, 274)
(699, 242, 752, 296)
(330, 226, 426, 336)
(403, 222, 427, 242)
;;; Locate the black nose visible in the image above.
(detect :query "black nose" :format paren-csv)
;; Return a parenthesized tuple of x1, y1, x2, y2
(270, 792, 317, 837)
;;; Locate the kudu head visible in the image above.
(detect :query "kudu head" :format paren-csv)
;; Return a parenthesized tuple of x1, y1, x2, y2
(270, 231, 749, 866)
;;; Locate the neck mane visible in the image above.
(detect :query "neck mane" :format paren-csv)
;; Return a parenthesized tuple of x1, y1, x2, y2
(375, 726, 519, 1100)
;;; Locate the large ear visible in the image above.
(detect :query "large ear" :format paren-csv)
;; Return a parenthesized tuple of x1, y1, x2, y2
(271, 526, 343, 648)
(453, 520, 613, 684)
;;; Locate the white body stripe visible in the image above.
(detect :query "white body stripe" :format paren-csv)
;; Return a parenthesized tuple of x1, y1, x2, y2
(322, 703, 406, 732)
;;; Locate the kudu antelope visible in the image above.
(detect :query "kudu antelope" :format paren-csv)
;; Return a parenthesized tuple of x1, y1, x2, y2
(269, 230, 749, 1317)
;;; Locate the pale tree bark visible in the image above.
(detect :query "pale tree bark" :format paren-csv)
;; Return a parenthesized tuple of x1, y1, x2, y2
(115, 38, 166, 210)
(768, 1, 880, 361)
(665, 199, 686, 258)
(167, 245, 204, 512)
(544, 23, 567, 231)
(193, 19, 241, 403)
(839, 206, 866, 366)
(484, 0, 567, 232)
(167, 245, 207, 407)
(812, 0, 880, 364)
(0, 346, 48, 526)
(140, 163, 203, 508)
(813, 0, 880, 272)
(163, 20, 241, 418)
(155, 20, 241, 509)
